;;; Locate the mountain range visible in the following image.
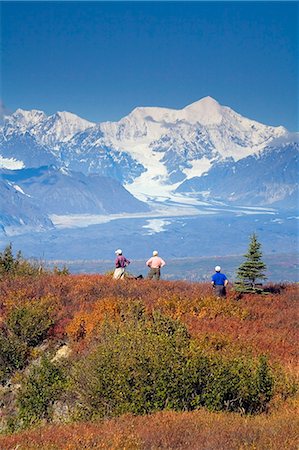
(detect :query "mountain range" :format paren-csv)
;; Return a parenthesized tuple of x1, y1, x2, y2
(0, 176, 53, 236)
(0, 165, 148, 236)
(176, 139, 299, 209)
(0, 96, 298, 236)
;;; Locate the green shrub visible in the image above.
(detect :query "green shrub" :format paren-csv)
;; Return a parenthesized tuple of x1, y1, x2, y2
(72, 313, 192, 419)
(53, 265, 70, 276)
(0, 243, 20, 274)
(16, 356, 68, 426)
(256, 355, 274, 406)
(0, 243, 44, 276)
(71, 313, 277, 419)
(0, 329, 28, 384)
(13, 259, 45, 276)
(190, 354, 274, 414)
(7, 303, 54, 347)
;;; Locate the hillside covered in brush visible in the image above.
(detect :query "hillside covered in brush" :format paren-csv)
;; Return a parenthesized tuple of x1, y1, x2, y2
(0, 269, 298, 449)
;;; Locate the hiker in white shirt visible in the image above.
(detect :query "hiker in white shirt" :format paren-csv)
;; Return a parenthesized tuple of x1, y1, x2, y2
(146, 250, 166, 280)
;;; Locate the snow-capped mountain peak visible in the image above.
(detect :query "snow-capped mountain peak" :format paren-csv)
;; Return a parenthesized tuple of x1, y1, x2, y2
(4, 108, 95, 143)
(100, 99, 224, 144)
(182, 96, 223, 125)
(53, 110, 93, 127)
(119, 96, 223, 126)
(7, 109, 47, 129)
(0, 96, 295, 206)
(41, 111, 95, 143)
(117, 105, 178, 130)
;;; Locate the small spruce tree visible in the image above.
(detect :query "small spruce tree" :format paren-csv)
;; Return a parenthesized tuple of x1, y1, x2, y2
(0, 243, 21, 274)
(0, 244, 43, 276)
(235, 233, 267, 293)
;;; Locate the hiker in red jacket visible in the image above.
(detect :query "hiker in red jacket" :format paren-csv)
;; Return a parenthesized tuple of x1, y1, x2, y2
(146, 250, 166, 280)
(113, 249, 130, 279)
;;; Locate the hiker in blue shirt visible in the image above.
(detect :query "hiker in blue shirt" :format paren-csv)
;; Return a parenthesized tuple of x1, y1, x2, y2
(211, 266, 228, 298)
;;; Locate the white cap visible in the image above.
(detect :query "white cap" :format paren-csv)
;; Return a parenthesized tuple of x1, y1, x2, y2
(153, 250, 158, 256)
(115, 249, 122, 255)
(215, 265, 221, 272)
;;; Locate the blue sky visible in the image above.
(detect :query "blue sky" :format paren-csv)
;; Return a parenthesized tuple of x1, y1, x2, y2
(1, 1, 298, 130)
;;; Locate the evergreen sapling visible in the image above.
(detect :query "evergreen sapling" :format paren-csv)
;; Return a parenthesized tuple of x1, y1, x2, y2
(235, 234, 267, 294)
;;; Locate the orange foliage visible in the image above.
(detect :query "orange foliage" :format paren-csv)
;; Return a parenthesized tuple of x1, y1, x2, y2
(0, 275, 298, 367)
(66, 297, 122, 341)
(186, 286, 299, 368)
(1, 401, 298, 450)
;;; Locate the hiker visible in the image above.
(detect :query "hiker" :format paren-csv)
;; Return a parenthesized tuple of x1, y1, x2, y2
(113, 249, 130, 279)
(211, 265, 228, 297)
(146, 250, 166, 280)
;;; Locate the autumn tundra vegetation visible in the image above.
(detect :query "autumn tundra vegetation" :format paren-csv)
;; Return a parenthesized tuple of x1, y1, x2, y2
(0, 244, 298, 449)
